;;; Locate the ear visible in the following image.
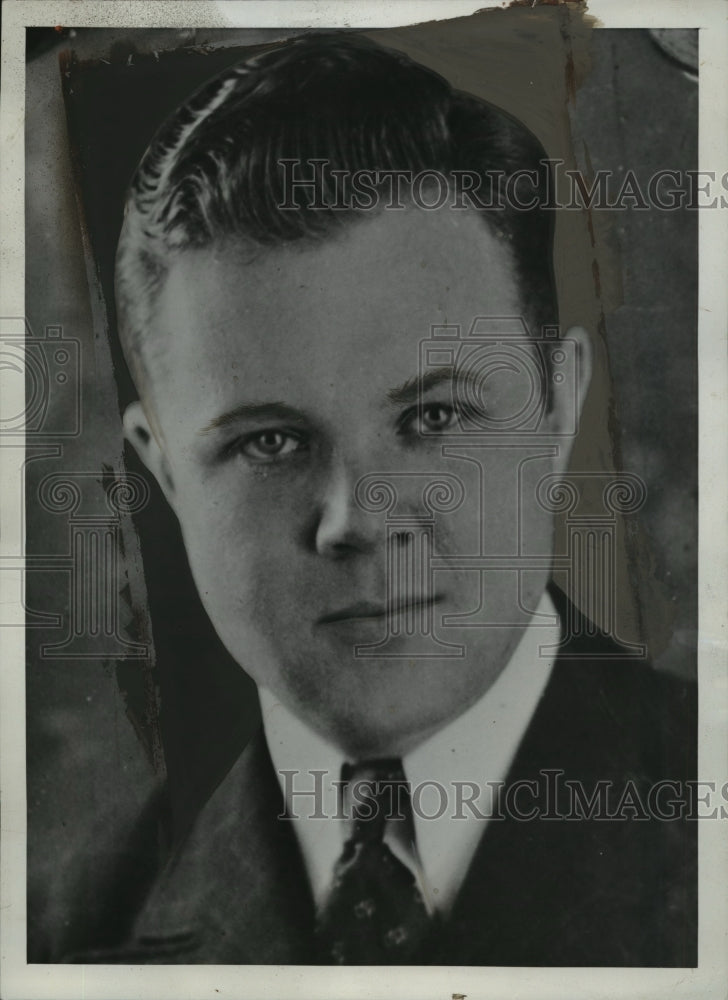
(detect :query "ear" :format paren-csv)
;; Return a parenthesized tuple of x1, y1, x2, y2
(123, 401, 176, 507)
(545, 325, 593, 472)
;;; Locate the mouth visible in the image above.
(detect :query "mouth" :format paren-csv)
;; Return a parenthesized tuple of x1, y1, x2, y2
(317, 594, 443, 626)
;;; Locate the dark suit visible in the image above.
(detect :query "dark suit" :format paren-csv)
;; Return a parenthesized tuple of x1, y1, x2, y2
(56, 590, 697, 966)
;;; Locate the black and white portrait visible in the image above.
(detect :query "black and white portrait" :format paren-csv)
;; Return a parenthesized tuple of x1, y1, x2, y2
(3, 2, 727, 997)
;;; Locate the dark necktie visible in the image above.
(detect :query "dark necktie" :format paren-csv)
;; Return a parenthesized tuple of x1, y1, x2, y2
(315, 759, 436, 964)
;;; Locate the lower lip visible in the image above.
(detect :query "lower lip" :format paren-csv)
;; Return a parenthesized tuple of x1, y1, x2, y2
(315, 616, 409, 649)
(316, 602, 440, 637)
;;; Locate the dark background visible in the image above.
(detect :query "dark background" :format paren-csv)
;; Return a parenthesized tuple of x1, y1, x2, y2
(24, 18, 697, 960)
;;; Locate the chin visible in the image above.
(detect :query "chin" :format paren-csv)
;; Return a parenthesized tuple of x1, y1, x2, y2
(331, 723, 421, 760)
(316, 693, 469, 760)
(269, 649, 499, 757)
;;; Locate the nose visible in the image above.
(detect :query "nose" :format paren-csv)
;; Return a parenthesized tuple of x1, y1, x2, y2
(310, 462, 378, 559)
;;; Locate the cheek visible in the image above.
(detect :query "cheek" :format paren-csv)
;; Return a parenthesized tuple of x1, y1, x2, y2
(170, 470, 311, 612)
(172, 461, 306, 542)
(434, 453, 542, 553)
(178, 506, 294, 670)
(430, 453, 556, 612)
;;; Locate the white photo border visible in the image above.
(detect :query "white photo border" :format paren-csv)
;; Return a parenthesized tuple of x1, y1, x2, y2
(1, 1, 726, 998)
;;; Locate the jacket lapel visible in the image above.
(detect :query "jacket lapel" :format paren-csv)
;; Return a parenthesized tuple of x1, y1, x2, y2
(128, 730, 317, 963)
(438, 621, 696, 966)
(82, 590, 694, 966)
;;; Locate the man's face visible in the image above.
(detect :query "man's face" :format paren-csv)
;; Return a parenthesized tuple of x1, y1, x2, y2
(129, 206, 584, 757)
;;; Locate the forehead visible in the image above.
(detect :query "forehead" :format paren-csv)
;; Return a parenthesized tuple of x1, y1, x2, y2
(151, 207, 524, 411)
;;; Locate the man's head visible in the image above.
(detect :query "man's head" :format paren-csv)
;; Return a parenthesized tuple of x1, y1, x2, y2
(118, 34, 591, 757)
(116, 33, 558, 406)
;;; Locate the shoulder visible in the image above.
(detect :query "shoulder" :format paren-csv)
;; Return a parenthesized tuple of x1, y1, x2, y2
(32, 784, 170, 963)
(538, 583, 696, 779)
(62, 729, 314, 964)
(458, 590, 699, 965)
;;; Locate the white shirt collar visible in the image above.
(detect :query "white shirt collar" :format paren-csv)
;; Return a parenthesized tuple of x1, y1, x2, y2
(260, 590, 559, 912)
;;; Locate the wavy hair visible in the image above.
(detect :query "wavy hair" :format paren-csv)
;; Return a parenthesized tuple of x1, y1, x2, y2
(115, 32, 558, 400)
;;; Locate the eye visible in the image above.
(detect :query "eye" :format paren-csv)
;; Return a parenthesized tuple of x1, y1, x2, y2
(421, 402, 457, 432)
(237, 429, 306, 462)
(398, 402, 459, 436)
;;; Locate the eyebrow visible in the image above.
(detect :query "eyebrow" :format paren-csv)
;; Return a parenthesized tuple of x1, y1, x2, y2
(199, 402, 307, 435)
(387, 366, 469, 405)
(200, 366, 472, 434)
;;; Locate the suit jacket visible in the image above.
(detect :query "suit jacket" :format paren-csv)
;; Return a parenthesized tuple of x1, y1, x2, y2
(60, 592, 697, 966)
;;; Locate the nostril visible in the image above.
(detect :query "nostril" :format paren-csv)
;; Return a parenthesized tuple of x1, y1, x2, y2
(326, 537, 362, 559)
(317, 524, 377, 559)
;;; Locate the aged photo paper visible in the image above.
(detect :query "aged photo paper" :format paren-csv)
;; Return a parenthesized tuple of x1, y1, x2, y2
(1, 1, 727, 998)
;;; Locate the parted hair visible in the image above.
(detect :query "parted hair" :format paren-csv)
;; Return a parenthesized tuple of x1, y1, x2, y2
(115, 32, 558, 399)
